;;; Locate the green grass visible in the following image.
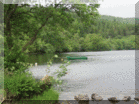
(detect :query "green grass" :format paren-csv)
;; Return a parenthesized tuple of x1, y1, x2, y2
(13, 87, 60, 104)
(30, 86, 59, 100)
(2, 86, 60, 101)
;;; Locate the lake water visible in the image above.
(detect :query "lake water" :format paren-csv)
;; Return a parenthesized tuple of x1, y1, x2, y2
(25, 50, 138, 100)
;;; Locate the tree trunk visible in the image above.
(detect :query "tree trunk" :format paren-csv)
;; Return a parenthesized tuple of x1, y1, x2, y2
(5, 4, 18, 50)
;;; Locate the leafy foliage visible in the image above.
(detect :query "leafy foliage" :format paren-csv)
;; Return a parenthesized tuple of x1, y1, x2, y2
(4, 71, 43, 100)
(4, 44, 30, 73)
(100, 15, 135, 24)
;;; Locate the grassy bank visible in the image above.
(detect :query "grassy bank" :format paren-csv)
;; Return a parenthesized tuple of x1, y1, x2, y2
(1, 53, 70, 104)
(0, 69, 60, 104)
(30, 87, 59, 100)
(0, 88, 59, 104)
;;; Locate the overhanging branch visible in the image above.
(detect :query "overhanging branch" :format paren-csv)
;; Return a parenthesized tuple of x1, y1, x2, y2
(22, 16, 51, 52)
(21, 4, 76, 52)
(6, 4, 18, 24)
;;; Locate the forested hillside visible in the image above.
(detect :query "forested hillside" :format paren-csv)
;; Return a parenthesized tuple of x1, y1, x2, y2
(94, 15, 135, 39)
(3, 4, 137, 56)
(100, 15, 135, 24)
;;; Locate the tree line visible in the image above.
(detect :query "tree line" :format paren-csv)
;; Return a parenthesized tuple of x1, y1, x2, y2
(29, 12, 136, 53)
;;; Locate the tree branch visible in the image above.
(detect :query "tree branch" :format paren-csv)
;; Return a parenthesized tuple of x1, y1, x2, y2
(6, 4, 18, 24)
(5, 4, 18, 49)
(22, 4, 74, 52)
(22, 15, 51, 52)
(14, 11, 34, 18)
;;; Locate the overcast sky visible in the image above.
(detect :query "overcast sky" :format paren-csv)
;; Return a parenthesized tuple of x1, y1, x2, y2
(27, 0, 139, 18)
(97, 0, 138, 18)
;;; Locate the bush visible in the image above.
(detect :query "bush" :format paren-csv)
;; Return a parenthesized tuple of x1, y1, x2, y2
(71, 33, 81, 52)
(44, 43, 56, 54)
(82, 33, 103, 51)
(30, 87, 59, 100)
(121, 35, 135, 50)
(109, 39, 117, 50)
(64, 41, 73, 52)
(110, 39, 123, 50)
(14, 87, 59, 104)
(4, 44, 30, 73)
(98, 39, 111, 51)
(4, 71, 45, 100)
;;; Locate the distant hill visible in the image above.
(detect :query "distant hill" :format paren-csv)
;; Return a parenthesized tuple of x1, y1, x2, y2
(99, 15, 135, 24)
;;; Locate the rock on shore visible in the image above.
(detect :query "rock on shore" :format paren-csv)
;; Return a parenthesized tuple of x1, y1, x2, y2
(74, 93, 137, 103)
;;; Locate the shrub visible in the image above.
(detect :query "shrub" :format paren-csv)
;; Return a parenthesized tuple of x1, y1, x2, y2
(44, 43, 56, 53)
(82, 33, 103, 51)
(121, 35, 135, 50)
(4, 71, 45, 100)
(46, 55, 71, 91)
(4, 44, 30, 73)
(30, 87, 59, 100)
(98, 39, 111, 51)
(109, 38, 122, 50)
(109, 39, 117, 50)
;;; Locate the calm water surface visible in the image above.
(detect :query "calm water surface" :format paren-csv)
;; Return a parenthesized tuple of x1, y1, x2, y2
(25, 50, 137, 100)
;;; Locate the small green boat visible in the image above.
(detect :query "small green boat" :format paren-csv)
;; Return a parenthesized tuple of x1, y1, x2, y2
(67, 56, 88, 60)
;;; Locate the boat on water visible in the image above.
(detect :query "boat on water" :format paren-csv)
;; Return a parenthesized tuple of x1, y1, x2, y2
(66, 56, 88, 60)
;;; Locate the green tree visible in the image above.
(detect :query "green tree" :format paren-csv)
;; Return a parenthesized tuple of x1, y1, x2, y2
(4, 3, 102, 72)
(71, 33, 81, 51)
(83, 33, 103, 51)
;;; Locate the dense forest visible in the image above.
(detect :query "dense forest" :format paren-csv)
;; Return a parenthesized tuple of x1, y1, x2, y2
(11, 12, 135, 55)
(2, 4, 136, 57)
(28, 13, 136, 54)
(0, 1, 138, 103)
(100, 15, 135, 24)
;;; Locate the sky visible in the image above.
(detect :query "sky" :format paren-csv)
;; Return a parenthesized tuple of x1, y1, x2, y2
(26, 0, 139, 18)
(97, 0, 138, 18)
